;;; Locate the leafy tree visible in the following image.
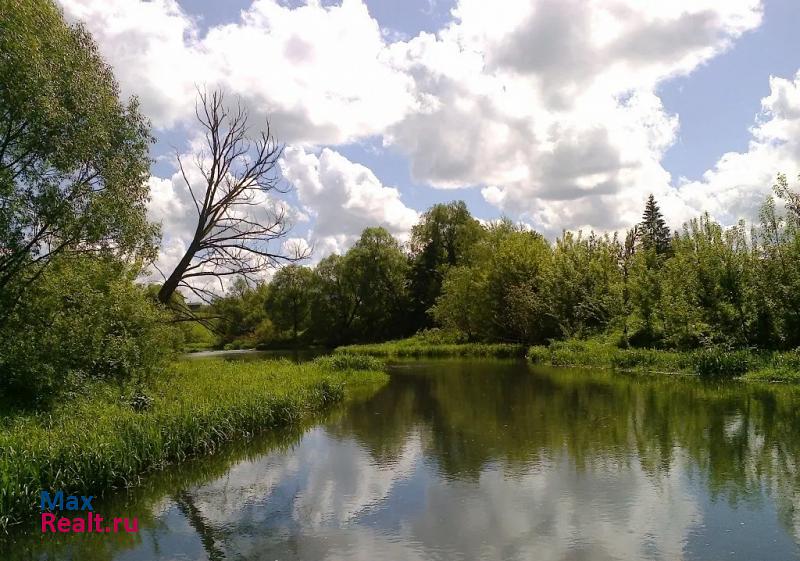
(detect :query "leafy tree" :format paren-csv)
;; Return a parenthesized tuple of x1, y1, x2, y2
(265, 265, 314, 345)
(0, 256, 176, 404)
(308, 254, 360, 346)
(408, 201, 484, 329)
(751, 195, 800, 349)
(212, 279, 272, 348)
(638, 194, 672, 255)
(659, 215, 755, 349)
(343, 227, 410, 341)
(0, 0, 156, 322)
(774, 173, 800, 220)
(430, 265, 489, 341)
(548, 231, 624, 338)
(307, 228, 410, 345)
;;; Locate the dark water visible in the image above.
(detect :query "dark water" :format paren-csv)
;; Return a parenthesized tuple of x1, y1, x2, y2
(5, 360, 800, 560)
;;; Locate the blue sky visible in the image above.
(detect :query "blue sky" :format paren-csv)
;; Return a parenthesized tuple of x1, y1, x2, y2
(58, 0, 800, 270)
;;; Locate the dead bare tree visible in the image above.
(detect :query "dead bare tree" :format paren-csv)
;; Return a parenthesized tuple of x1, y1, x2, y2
(157, 88, 305, 307)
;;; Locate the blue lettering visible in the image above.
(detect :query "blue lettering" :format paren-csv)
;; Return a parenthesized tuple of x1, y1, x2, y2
(80, 495, 94, 511)
(40, 491, 63, 511)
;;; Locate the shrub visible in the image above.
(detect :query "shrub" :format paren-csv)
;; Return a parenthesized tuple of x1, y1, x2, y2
(313, 354, 386, 372)
(526, 346, 551, 363)
(691, 348, 753, 379)
(0, 257, 178, 405)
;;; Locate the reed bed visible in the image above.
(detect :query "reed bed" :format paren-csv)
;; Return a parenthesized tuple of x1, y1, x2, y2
(528, 339, 800, 382)
(0, 356, 387, 530)
(336, 340, 526, 359)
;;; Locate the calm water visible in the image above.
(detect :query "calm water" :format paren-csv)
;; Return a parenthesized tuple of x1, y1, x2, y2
(5, 359, 800, 560)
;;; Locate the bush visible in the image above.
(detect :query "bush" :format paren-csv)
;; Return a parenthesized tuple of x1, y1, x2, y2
(691, 348, 753, 379)
(312, 354, 386, 372)
(527, 346, 550, 363)
(0, 257, 178, 405)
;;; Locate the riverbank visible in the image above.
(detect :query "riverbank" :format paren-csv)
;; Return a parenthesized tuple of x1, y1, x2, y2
(0, 355, 387, 531)
(528, 339, 800, 382)
(336, 338, 526, 358)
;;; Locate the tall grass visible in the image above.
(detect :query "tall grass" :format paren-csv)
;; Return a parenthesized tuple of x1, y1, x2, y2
(0, 357, 387, 530)
(336, 339, 526, 359)
(528, 338, 800, 382)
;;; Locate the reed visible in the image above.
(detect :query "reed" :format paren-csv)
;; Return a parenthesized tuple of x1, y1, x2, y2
(336, 340, 526, 359)
(0, 356, 387, 530)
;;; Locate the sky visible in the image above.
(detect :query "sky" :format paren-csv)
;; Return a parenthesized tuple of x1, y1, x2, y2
(56, 0, 800, 278)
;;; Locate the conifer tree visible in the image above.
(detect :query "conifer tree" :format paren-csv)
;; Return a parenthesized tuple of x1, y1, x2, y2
(639, 194, 672, 255)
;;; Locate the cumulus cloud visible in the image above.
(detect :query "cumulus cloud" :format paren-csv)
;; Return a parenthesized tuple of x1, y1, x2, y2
(59, 0, 792, 249)
(58, 0, 417, 144)
(383, 0, 764, 234)
(280, 146, 419, 256)
(676, 71, 800, 225)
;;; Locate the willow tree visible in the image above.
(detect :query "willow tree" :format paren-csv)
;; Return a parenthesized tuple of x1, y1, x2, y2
(157, 89, 302, 307)
(0, 0, 155, 322)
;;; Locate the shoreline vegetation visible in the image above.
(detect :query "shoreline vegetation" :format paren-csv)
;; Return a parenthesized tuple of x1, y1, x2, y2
(336, 342, 526, 359)
(336, 336, 800, 383)
(527, 338, 800, 383)
(0, 355, 387, 532)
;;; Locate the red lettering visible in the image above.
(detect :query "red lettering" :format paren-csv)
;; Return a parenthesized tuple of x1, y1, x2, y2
(41, 513, 56, 533)
(72, 517, 85, 533)
(113, 517, 122, 532)
(123, 517, 139, 533)
(57, 517, 71, 532)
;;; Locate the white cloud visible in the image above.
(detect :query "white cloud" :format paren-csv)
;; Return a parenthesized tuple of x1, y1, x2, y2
(59, 0, 792, 247)
(58, 0, 417, 144)
(383, 0, 764, 234)
(280, 146, 419, 256)
(676, 71, 800, 225)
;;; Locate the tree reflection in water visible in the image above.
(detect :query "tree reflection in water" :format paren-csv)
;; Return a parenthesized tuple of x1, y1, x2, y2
(3, 360, 800, 560)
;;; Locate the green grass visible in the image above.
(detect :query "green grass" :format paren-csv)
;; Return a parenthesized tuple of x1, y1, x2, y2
(0, 356, 387, 531)
(528, 338, 800, 382)
(336, 338, 526, 359)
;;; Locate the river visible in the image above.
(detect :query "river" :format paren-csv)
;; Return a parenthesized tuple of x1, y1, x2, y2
(4, 358, 800, 560)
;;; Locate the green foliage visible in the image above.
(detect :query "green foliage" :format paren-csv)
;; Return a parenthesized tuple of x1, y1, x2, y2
(0, 0, 156, 319)
(0, 357, 388, 529)
(658, 216, 756, 349)
(212, 279, 273, 348)
(312, 354, 386, 372)
(179, 182, 800, 368)
(548, 231, 624, 338)
(0, 256, 177, 404)
(344, 227, 410, 341)
(691, 348, 754, 379)
(265, 265, 315, 344)
(429, 265, 489, 341)
(336, 337, 525, 358)
(638, 194, 672, 255)
(309, 227, 410, 345)
(408, 201, 484, 328)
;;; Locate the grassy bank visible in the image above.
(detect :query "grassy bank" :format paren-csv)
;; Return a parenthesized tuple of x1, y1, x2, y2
(527, 339, 800, 382)
(336, 338, 526, 359)
(0, 354, 387, 531)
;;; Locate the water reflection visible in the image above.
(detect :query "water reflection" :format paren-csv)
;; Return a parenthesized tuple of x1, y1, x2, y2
(4, 360, 800, 560)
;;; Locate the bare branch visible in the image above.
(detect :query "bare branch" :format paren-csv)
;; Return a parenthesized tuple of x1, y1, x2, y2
(157, 87, 308, 306)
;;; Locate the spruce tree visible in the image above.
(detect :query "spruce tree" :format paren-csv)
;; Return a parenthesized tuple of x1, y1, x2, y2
(639, 194, 672, 255)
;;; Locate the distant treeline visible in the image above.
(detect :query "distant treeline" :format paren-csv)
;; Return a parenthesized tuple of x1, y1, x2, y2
(209, 181, 800, 352)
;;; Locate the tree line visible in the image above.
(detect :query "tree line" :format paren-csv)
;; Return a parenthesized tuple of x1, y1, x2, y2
(209, 184, 800, 353)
